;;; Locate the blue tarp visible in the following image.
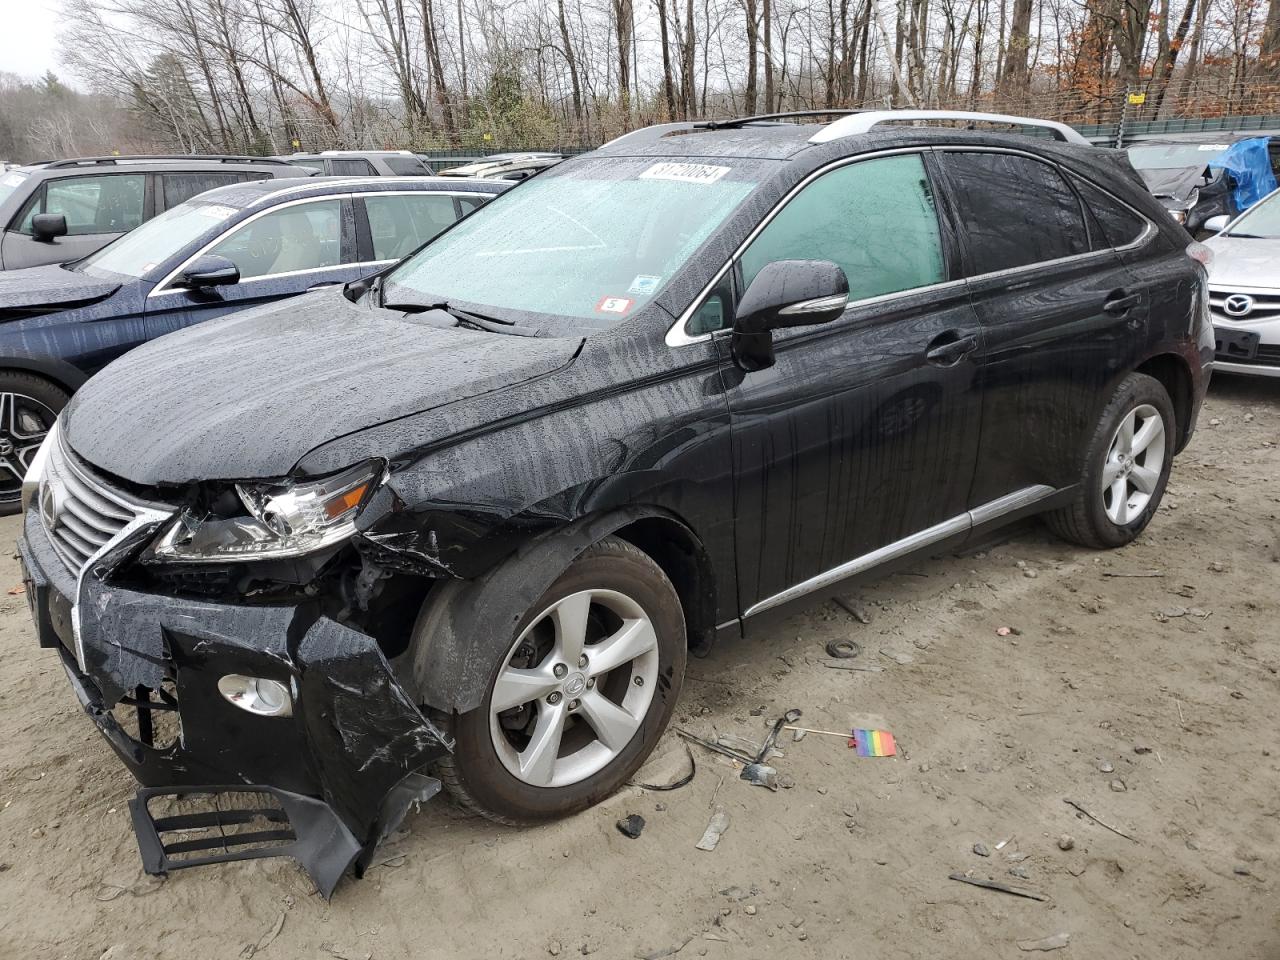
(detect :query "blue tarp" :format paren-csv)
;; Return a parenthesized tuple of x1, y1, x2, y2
(1209, 137, 1277, 211)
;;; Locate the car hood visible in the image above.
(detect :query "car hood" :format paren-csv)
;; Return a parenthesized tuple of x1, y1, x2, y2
(1204, 235, 1280, 290)
(0, 264, 121, 316)
(63, 290, 582, 485)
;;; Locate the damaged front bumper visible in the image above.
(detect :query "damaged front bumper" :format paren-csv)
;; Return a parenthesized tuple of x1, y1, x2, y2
(17, 507, 451, 898)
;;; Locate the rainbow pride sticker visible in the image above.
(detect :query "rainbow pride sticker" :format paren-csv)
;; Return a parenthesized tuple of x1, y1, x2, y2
(850, 729, 896, 757)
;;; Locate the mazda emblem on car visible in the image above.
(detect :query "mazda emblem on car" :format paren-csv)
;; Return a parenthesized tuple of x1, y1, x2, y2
(1224, 294, 1255, 317)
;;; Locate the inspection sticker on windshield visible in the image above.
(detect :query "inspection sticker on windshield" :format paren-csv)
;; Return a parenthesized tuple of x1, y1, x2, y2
(638, 162, 730, 184)
(193, 203, 238, 220)
(596, 296, 634, 315)
(1198, 144, 1229, 151)
(628, 275, 662, 296)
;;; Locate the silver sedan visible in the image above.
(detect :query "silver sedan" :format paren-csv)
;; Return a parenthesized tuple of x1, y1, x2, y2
(1204, 192, 1280, 378)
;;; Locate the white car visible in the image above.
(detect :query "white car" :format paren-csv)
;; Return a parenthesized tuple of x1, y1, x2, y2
(1204, 191, 1280, 378)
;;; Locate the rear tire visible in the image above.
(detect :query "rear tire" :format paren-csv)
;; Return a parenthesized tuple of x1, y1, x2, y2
(1046, 372, 1175, 549)
(436, 536, 686, 825)
(0, 371, 68, 517)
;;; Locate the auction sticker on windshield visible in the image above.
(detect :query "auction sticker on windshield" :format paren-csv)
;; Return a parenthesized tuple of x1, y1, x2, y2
(596, 296, 633, 315)
(638, 162, 731, 184)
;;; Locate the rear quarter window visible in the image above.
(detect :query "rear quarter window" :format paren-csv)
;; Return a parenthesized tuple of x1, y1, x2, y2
(1067, 174, 1149, 249)
(939, 151, 1089, 274)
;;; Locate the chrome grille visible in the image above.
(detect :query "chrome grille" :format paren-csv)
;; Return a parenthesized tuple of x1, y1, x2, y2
(40, 435, 148, 577)
(1208, 287, 1280, 324)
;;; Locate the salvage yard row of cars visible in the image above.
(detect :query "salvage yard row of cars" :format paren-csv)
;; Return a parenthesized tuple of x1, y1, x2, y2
(2, 108, 1259, 896)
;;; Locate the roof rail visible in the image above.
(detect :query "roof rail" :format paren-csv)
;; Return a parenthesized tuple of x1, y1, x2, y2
(43, 155, 295, 169)
(695, 109, 863, 130)
(811, 110, 1090, 145)
(599, 122, 702, 149)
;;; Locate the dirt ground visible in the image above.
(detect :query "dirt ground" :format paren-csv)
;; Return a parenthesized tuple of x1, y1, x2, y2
(0, 374, 1277, 960)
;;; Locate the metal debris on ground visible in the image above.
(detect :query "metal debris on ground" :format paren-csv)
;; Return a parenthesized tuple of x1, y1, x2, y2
(629, 743, 696, 792)
(1063, 798, 1140, 843)
(832, 596, 874, 624)
(1016, 933, 1071, 952)
(616, 814, 646, 839)
(696, 810, 730, 851)
(974, 842, 991, 857)
(825, 638, 862, 659)
(948, 872, 1050, 902)
(821, 659, 884, 672)
(1102, 569, 1164, 578)
(739, 763, 778, 789)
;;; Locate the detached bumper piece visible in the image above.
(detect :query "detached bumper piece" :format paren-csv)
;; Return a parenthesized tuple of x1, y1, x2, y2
(130, 785, 363, 900)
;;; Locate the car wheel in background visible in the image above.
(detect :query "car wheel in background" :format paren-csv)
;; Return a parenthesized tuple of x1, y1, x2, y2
(437, 536, 686, 825)
(0, 372, 68, 517)
(1047, 372, 1175, 549)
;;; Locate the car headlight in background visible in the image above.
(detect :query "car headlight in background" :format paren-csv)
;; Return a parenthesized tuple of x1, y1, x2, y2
(20, 419, 60, 514)
(149, 460, 383, 562)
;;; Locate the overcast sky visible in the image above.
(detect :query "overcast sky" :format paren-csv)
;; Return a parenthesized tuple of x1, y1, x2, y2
(1, 1, 64, 83)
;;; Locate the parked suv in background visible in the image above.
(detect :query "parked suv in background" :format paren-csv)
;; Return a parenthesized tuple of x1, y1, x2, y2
(0, 155, 304, 270)
(280, 150, 434, 177)
(0, 175, 506, 513)
(18, 111, 1211, 897)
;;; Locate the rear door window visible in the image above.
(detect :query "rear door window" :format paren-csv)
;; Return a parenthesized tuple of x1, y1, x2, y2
(1066, 174, 1149, 249)
(365, 194, 459, 260)
(203, 199, 342, 279)
(161, 172, 245, 209)
(938, 152, 1089, 274)
(739, 153, 946, 303)
(329, 158, 376, 176)
(384, 156, 431, 176)
(19, 174, 146, 236)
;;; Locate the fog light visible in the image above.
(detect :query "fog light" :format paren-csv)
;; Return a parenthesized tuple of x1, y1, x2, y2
(217, 674, 293, 717)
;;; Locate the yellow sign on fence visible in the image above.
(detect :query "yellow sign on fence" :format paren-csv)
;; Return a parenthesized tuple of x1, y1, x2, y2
(1128, 92, 1147, 105)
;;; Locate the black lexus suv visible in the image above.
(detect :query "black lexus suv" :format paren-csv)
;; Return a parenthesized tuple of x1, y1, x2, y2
(18, 110, 1213, 896)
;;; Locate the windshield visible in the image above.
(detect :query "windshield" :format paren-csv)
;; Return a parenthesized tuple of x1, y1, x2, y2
(1223, 190, 1280, 238)
(383, 157, 761, 330)
(1127, 142, 1231, 170)
(77, 199, 241, 279)
(0, 170, 28, 206)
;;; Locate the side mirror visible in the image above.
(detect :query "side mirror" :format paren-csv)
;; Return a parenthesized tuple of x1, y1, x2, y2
(31, 214, 67, 243)
(731, 259, 849, 371)
(181, 254, 240, 289)
(1203, 214, 1230, 234)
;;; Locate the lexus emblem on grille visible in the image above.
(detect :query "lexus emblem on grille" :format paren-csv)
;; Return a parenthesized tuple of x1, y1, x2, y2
(1224, 294, 1255, 317)
(39, 483, 59, 531)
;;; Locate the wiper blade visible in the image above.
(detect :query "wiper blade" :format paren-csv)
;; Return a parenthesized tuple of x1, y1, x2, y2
(1224, 232, 1266, 239)
(382, 299, 541, 336)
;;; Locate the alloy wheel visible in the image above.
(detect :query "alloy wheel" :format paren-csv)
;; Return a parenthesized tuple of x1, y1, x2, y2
(0, 392, 55, 504)
(1101, 402, 1166, 526)
(489, 588, 660, 788)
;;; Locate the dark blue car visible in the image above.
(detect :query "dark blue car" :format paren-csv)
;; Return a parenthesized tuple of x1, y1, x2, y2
(0, 175, 508, 511)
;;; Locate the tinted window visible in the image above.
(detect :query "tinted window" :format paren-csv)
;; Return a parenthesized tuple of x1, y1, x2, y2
(740, 153, 945, 301)
(940, 152, 1088, 273)
(384, 156, 430, 176)
(205, 199, 342, 279)
(329, 158, 376, 176)
(366, 194, 458, 260)
(162, 172, 243, 208)
(1067, 174, 1148, 248)
(21, 174, 145, 236)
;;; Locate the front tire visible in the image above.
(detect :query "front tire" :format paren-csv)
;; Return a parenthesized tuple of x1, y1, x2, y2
(1047, 372, 1175, 549)
(436, 536, 686, 825)
(0, 372, 68, 516)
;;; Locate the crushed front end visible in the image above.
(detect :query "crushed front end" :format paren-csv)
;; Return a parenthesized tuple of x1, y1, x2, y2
(16, 425, 451, 898)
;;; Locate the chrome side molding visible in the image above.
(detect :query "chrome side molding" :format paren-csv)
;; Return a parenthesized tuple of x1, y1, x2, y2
(743, 484, 1056, 618)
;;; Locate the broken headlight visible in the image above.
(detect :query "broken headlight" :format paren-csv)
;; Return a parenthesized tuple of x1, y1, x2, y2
(149, 461, 382, 562)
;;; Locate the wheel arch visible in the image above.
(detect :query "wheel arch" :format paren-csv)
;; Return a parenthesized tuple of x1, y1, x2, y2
(400, 505, 717, 715)
(1134, 352, 1194, 452)
(0, 357, 87, 395)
